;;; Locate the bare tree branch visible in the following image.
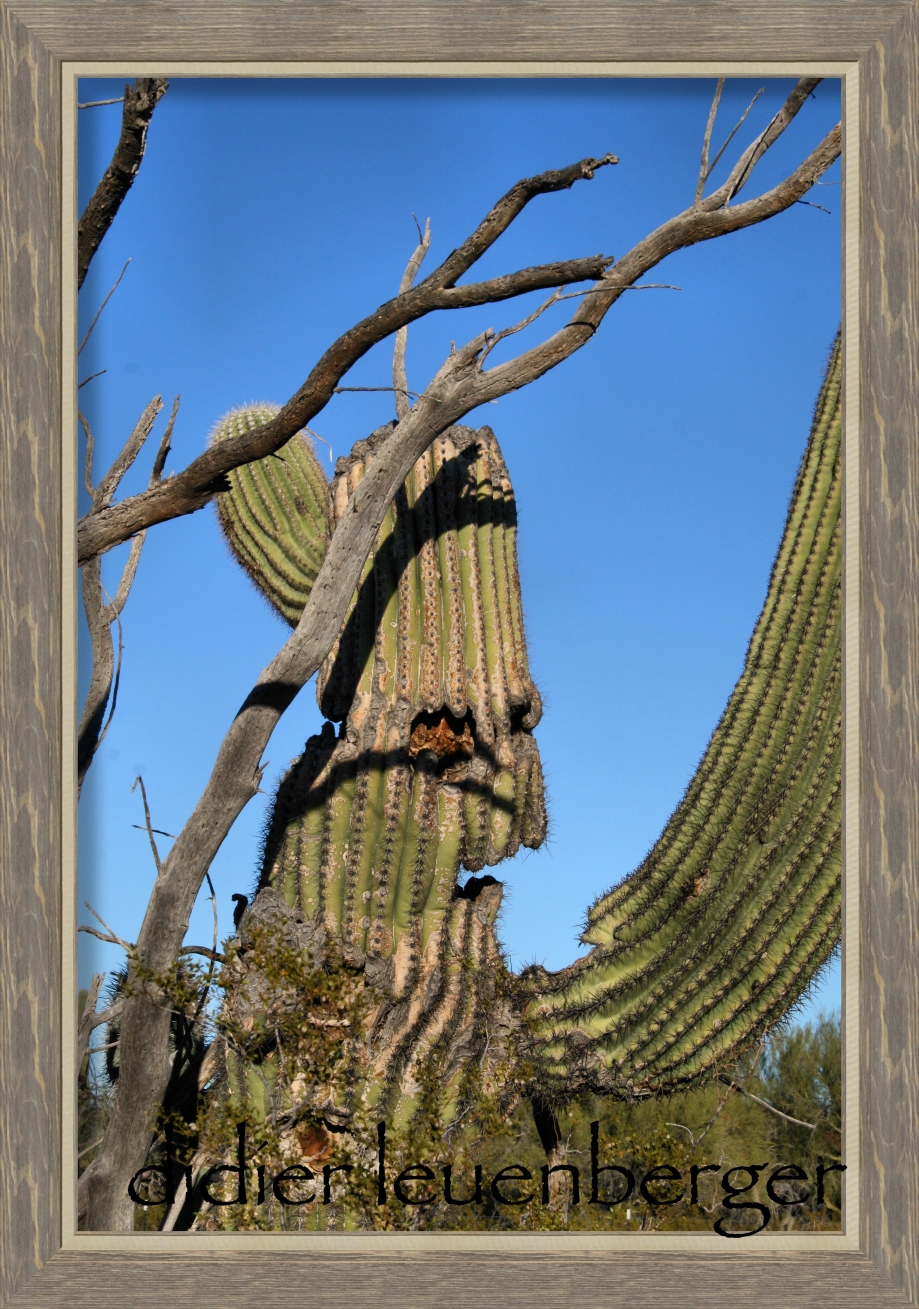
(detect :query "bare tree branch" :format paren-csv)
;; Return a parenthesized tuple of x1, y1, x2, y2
(705, 86, 765, 188)
(79, 258, 131, 354)
(81, 902, 133, 952)
(78, 79, 168, 289)
(76, 156, 618, 565)
(695, 78, 724, 206)
(76, 973, 105, 1074)
(93, 396, 163, 510)
(77, 556, 121, 791)
(393, 217, 431, 420)
(78, 926, 126, 948)
(79, 97, 125, 109)
(132, 776, 162, 875)
(725, 1080, 819, 1130)
(78, 396, 169, 789)
(149, 394, 179, 485)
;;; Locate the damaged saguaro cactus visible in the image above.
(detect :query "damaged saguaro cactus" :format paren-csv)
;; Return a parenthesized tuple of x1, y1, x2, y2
(215, 416, 546, 1131)
(209, 332, 842, 1166)
(524, 335, 842, 1102)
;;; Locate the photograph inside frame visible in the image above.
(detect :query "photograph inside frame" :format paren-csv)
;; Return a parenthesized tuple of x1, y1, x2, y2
(74, 74, 844, 1235)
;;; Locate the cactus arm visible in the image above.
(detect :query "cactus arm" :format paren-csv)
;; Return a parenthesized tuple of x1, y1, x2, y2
(524, 335, 842, 1099)
(210, 405, 330, 625)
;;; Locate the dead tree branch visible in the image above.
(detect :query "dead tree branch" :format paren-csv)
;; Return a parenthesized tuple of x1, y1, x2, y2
(76, 974, 105, 1075)
(393, 217, 432, 421)
(78, 79, 168, 289)
(76, 154, 618, 564)
(78, 397, 178, 789)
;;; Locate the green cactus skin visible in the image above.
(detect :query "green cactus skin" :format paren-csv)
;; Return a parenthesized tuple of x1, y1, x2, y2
(210, 404, 330, 625)
(523, 335, 842, 1101)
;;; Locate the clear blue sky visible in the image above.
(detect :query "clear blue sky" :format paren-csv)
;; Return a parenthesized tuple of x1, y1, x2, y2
(77, 75, 841, 1022)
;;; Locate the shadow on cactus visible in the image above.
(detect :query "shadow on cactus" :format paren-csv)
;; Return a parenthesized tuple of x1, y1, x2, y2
(201, 335, 841, 1227)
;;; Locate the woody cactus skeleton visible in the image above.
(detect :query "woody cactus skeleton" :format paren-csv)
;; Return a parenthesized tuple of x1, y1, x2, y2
(210, 335, 841, 1132)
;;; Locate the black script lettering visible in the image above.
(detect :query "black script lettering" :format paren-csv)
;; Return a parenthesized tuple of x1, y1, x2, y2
(588, 1121, 634, 1207)
(766, 1164, 809, 1205)
(376, 1122, 386, 1204)
(443, 1164, 482, 1205)
(690, 1163, 719, 1205)
(491, 1165, 534, 1206)
(127, 1118, 186, 1207)
(273, 1165, 315, 1206)
(257, 1164, 266, 1205)
(639, 1165, 683, 1206)
(713, 1163, 769, 1238)
(541, 1164, 580, 1206)
(200, 1122, 248, 1206)
(127, 1165, 169, 1207)
(393, 1164, 437, 1205)
(322, 1163, 353, 1204)
(816, 1162, 846, 1205)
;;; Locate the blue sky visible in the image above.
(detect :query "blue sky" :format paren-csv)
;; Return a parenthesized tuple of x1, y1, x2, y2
(77, 75, 842, 1021)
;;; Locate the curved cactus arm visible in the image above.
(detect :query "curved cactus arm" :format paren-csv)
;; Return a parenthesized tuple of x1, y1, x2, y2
(210, 404, 331, 625)
(524, 334, 842, 1101)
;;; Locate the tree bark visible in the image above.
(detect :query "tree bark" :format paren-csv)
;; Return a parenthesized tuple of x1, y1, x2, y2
(77, 78, 168, 290)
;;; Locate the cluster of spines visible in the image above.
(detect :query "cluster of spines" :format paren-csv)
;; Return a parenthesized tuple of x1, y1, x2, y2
(210, 404, 330, 625)
(524, 335, 843, 1099)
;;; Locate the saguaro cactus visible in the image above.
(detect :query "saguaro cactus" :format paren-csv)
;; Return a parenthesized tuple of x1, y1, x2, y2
(524, 335, 842, 1101)
(216, 418, 546, 1127)
(210, 335, 841, 1148)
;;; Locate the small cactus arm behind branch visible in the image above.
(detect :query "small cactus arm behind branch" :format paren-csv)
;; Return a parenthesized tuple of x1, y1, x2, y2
(523, 334, 842, 1101)
(210, 404, 331, 624)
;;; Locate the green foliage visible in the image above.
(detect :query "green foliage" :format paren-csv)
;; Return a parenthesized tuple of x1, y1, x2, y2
(758, 1010, 843, 1223)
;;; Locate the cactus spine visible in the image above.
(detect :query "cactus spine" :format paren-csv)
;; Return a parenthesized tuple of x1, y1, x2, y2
(524, 335, 842, 1099)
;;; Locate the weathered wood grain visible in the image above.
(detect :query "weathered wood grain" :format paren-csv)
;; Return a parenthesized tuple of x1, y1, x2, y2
(0, 4, 62, 1307)
(4, 1250, 915, 1308)
(860, 7, 919, 1305)
(3, 0, 917, 63)
(3, 0, 919, 1305)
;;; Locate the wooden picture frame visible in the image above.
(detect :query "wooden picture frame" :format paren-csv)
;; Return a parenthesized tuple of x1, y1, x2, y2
(2, 3, 918, 1304)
